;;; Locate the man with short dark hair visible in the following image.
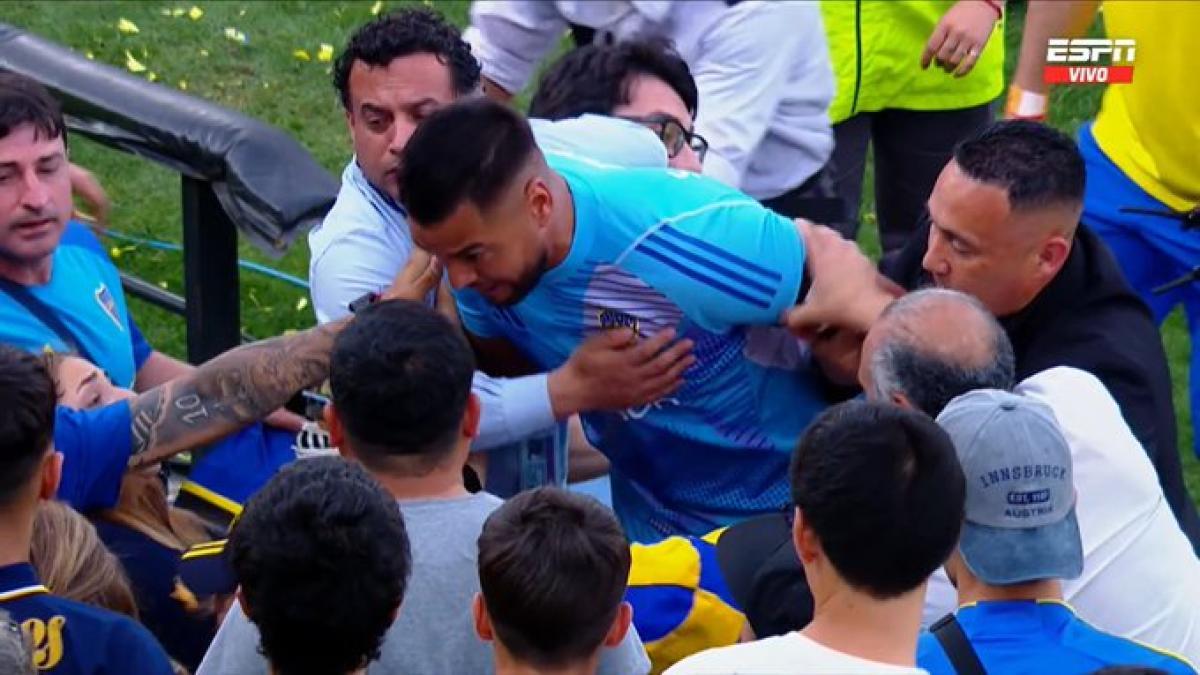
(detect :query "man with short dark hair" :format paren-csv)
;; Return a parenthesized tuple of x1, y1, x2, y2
(0, 345, 174, 674)
(919, 390, 1194, 675)
(529, 40, 706, 174)
(474, 487, 632, 674)
(399, 98, 883, 541)
(310, 10, 696, 497)
(199, 300, 650, 674)
(228, 457, 410, 675)
(790, 120, 1200, 551)
(0, 72, 196, 395)
(668, 401, 964, 673)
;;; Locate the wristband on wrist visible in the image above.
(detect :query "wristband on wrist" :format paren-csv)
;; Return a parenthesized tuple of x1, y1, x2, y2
(1005, 85, 1048, 121)
(982, 0, 1003, 20)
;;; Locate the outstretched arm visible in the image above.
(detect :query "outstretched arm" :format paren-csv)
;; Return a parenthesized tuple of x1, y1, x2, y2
(127, 320, 343, 470)
(125, 248, 444, 469)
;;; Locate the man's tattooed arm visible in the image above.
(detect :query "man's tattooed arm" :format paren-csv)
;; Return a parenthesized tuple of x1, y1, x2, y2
(126, 320, 345, 470)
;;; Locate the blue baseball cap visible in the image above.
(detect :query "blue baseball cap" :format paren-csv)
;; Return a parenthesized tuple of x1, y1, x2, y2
(936, 389, 1083, 586)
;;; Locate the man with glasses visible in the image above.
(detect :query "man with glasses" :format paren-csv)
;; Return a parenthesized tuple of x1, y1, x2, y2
(530, 40, 708, 175)
(467, 1, 839, 222)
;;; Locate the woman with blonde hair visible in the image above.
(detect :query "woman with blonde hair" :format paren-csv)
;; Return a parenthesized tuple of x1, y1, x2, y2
(42, 352, 222, 672)
(30, 500, 139, 619)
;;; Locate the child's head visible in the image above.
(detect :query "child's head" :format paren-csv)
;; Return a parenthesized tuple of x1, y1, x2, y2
(228, 457, 410, 675)
(475, 487, 632, 671)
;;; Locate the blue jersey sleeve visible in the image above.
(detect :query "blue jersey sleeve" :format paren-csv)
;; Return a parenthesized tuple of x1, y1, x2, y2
(53, 403, 132, 511)
(620, 198, 804, 333)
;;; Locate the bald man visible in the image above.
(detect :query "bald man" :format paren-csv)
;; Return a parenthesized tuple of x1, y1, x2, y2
(861, 289, 1200, 664)
(791, 120, 1200, 552)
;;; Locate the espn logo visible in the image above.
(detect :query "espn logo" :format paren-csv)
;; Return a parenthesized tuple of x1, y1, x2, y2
(1044, 38, 1136, 84)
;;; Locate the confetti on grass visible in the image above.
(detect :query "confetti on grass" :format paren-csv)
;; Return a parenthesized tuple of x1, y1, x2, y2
(317, 43, 333, 62)
(189, 6, 204, 20)
(295, 297, 309, 312)
(124, 50, 147, 73)
(223, 27, 247, 44)
(293, 49, 311, 61)
(370, 1, 383, 15)
(117, 18, 139, 34)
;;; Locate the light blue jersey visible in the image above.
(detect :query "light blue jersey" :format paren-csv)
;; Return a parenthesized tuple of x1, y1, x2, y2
(0, 222, 151, 389)
(457, 154, 826, 542)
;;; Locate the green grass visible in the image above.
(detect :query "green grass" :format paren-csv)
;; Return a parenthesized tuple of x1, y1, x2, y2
(7, 1, 1198, 503)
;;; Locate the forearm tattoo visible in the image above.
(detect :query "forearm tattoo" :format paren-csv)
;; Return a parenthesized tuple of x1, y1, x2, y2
(127, 322, 340, 469)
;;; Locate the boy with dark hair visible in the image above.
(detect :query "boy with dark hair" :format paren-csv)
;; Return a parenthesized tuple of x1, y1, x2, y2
(199, 301, 649, 674)
(0, 345, 174, 674)
(529, 40, 707, 173)
(669, 401, 964, 673)
(475, 487, 632, 674)
(228, 456, 411, 675)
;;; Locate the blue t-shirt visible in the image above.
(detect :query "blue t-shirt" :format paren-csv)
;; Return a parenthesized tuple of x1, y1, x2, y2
(53, 403, 133, 512)
(456, 155, 825, 542)
(0, 222, 151, 389)
(918, 601, 1197, 675)
(0, 563, 174, 674)
(182, 423, 299, 515)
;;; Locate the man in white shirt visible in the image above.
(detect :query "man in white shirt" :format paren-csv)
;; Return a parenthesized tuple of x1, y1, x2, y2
(668, 400, 962, 674)
(467, 0, 838, 218)
(309, 9, 691, 485)
(861, 288, 1200, 664)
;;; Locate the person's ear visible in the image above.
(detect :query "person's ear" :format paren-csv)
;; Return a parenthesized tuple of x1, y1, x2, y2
(1037, 235, 1071, 279)
(792, 507, 820, 565)
(526, 176, 553, 230)
(324, 405, 350, 459)
(462, 393, 481, 440)
(472, 593, 494, 642)
(890, 391, 914, 410)
(38, 451, 63, 501)
(603, 601, 633, 648)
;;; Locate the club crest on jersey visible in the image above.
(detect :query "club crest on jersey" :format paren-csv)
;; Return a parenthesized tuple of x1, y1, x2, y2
(95, 283, 125, 331)
(597, 308, 639, 334)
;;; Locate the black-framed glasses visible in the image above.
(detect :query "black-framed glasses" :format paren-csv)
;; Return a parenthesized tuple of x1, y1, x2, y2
(618, 114, 708, 163)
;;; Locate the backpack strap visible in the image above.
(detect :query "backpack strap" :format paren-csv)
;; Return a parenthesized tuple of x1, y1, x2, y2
(930, 613, 987, 675)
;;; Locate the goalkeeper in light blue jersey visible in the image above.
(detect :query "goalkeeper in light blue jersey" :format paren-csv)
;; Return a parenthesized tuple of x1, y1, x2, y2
(399, 99, 892, 542)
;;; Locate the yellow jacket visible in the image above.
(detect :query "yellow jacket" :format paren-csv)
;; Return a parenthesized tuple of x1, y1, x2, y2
(820, 0, 1005, 123)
